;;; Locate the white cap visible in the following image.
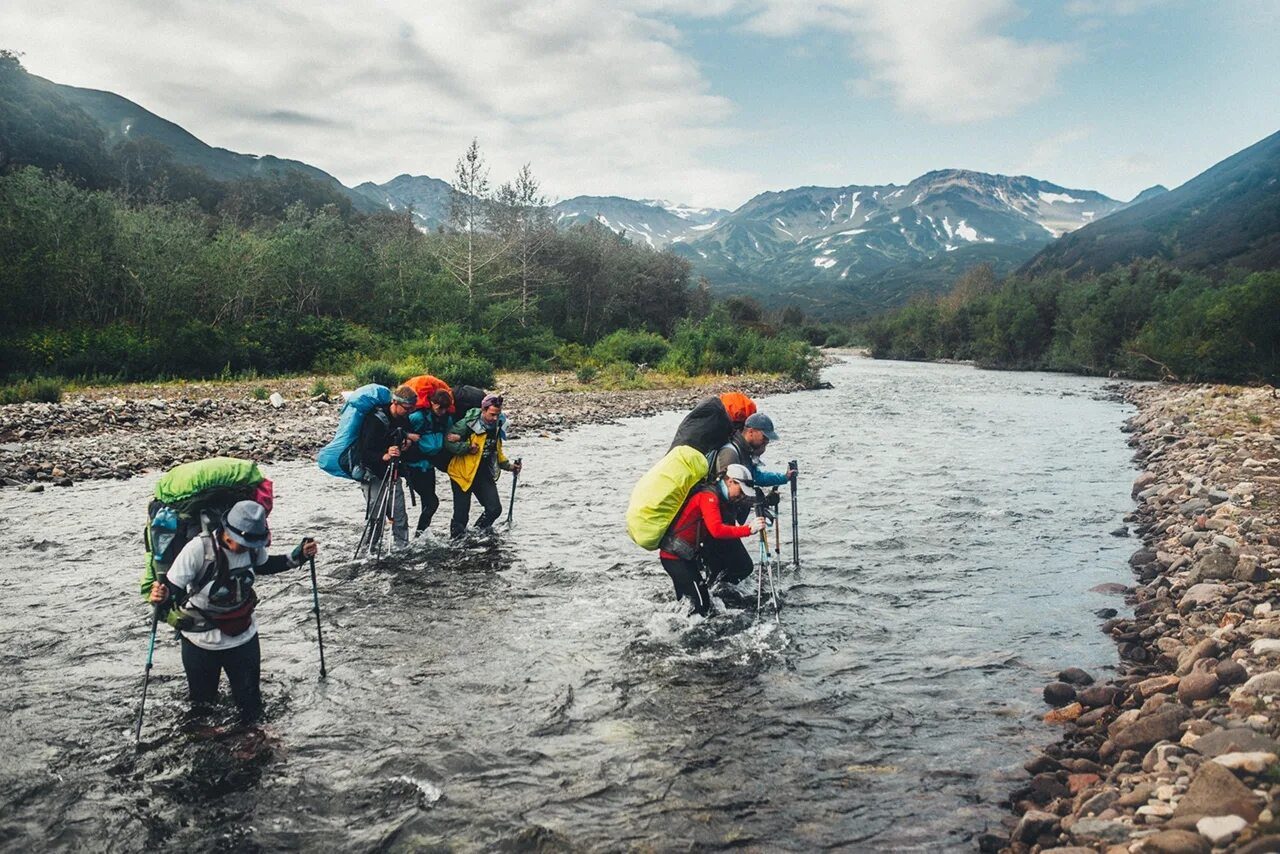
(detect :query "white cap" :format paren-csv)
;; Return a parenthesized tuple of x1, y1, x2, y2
(724, 463, 757, 496)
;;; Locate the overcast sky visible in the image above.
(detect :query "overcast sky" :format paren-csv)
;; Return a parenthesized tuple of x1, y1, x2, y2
(9, 0, 1280, 208)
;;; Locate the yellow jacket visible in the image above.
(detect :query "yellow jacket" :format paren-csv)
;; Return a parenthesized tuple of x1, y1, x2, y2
(445, 409, 509, 491)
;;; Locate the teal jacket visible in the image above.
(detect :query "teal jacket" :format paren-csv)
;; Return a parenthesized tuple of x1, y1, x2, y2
(407, 409, 453, 469)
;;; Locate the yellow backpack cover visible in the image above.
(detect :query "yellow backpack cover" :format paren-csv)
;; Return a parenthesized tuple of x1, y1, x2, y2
(626, 445, 710, 550)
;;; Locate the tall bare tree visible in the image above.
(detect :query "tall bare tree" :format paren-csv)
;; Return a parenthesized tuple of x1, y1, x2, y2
(493, 163, 554, 326)
(437, 139, 506, 311)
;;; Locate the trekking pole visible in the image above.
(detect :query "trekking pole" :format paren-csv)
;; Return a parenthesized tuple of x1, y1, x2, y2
(771, 488, 782, 562)
(788, 460, 799, 569)
(506, 458, 522, 527)
(376, 460, 399, 558)
(134, 604, 161, 745)
(307, 549, 327, 680)
(354, 466, 391, 559)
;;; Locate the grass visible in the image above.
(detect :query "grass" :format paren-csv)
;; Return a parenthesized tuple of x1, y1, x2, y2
(0, 377, 63, 404)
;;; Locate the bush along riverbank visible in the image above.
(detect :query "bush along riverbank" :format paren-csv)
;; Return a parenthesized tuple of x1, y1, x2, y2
(998, 384, 1280, 853)
(0, 371, 802, 490)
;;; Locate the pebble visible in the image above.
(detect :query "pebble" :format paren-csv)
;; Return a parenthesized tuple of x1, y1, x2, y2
(1195, 814, 1247, 846)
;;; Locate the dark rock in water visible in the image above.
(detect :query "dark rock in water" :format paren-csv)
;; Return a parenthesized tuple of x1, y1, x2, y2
(1028, 772, 1070, 801)
(1215, 659, 1248, 686)
(1044, 682, 1077, 706)
(1090, 582, 1128, 594)
(495, 824, 575, 853)
(976, 832, 1005, 853)
(1058, 667, 1094, 686)
(1012, 809, 1059, 844)
(1129, 548, 1158, 567)
(23, 483, 43, 493)
(1024, 753, 1062, 775)
(1077, 685, 1121, 708)
(1095, 608, 1118, 619)
(1173, 760, 1264, 821)
(1110, 526, 1129, 537)
(1191, 727, 1280, 757)
(1138, 829, 1210, 854)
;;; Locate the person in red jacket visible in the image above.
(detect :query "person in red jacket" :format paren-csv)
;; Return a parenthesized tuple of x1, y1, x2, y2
(658, 463, 766, 616)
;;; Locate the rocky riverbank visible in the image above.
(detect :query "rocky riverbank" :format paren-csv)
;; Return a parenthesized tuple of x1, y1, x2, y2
(999, 383, 1280, 854)
(0, 372, 803, 489)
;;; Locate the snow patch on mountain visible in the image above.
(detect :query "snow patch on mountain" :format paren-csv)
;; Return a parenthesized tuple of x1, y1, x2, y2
(1038, 191, 1084, 205)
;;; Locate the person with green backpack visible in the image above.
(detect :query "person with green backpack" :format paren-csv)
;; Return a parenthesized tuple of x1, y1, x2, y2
(141, 459, 320, 725)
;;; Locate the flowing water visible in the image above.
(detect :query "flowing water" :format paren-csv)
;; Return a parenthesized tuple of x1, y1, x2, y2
(0, 357, 1136, 852)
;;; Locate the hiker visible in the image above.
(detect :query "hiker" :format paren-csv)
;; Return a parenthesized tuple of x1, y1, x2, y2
(445, 393, 522, 538)
(358, 384, 419, 549)
(658, 463, 765, 616)
(405, 388, 455, 536)
(715, 411, 793, 524)
(147, 500, 319, 724)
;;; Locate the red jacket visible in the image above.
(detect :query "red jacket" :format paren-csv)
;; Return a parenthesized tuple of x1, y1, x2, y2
(659, 488, 752, 560)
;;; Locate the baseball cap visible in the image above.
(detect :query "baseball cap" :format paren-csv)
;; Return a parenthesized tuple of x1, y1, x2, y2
(724, 463, 757, 497)
(744, 412, 779, 441)
(222, 500, 270, 548)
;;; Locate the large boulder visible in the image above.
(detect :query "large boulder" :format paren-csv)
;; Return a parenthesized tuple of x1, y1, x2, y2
(1172, 760, 1264, 821)
(1186, 551, 1236, 584)
(1113, 704, 1192, 751)
(1137, 829, 1210, 854)
(1191, 727, 1280, 757)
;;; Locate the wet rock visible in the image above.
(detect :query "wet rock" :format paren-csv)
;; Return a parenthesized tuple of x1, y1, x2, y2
(1045, 682, 1078, 706)
(1172, 759, 1264, 821)
(1092, 582, 1129, 594)
(1215, 659, 1248, 686)
(23, 483, 43, 493)
(1013, 809, 1060, 843)
(1030, 772, 1071, 801)
(1191, 727, 1280, 757)
(1114, 704, 1192, 751)
(1137, 829, 1210, 854)
(1025, 753, 1063, 774)
(1080, 788, 1119, 816)
(1045, 702, 1084, 724)
(1059, 667, 1095, 685)
(1136, 675, 1181, 699)
(1079, 685, 1122, 708)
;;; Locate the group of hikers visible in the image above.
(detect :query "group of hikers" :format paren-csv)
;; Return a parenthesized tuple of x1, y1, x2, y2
(136, 382, 796, 733)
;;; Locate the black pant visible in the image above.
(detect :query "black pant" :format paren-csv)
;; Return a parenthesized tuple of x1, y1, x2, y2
(701, 537, 754, 586)
(181, 633, 262, 723)
(660, 556, 713, 616)
(405, 467, 439, 532)
(450, 474, 502, 538)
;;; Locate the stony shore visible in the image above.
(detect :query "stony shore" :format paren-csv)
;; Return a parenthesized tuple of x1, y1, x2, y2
(0, 372, 802, 489)
(1000, 383, 1280, 854)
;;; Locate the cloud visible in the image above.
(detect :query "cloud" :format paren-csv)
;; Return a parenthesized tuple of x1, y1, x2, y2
(1017, 126, 1094, 178)
(7, 0, 758, 205)
(739, 0, 1076, 123)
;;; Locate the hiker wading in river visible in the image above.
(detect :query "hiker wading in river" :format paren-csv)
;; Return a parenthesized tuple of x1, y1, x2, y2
(445, 394, 522, 538)
(147, 500, 319, 723)
(658, 463, 764, 616)
(358, 384, 419, 549)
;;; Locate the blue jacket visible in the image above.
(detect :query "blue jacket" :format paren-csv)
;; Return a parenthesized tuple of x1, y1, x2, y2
(407, 409, 454, 469)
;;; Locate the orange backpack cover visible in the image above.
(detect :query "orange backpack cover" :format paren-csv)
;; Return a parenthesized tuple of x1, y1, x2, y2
(719, 392, 757, 427)
(405, 375, 454, 412)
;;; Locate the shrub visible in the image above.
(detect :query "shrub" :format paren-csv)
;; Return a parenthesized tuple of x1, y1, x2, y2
(0, 377, 64, 404)
(250, 386, 269, 400)
(591, 329, 670, 366)
(353, 360, 400, 388)
(597, 361, 647, 390)
(554, 342, 589, 370)
(309, 378, 332, 397)
(429, 356, 496, 390)
(575, 364, 598, 384)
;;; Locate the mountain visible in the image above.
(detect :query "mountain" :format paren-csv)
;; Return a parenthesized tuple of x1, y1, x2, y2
(1125, 184, 1169, 207)
(32, 75, 381, 213)
(550, 196, 727, 248)
(1022, 130, 1280, 278)
(671, 170, 1123, 313)
(353, 173, 453, 230)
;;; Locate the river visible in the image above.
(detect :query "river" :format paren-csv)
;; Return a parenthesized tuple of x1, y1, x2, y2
(0, 356, 1135, 852)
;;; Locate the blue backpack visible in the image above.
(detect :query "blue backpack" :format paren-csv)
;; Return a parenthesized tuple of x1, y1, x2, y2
(317, 384, 392, 480)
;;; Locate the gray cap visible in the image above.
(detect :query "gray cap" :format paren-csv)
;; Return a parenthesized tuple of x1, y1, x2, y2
(744, 412, 778, 441)
(222, 500, 269, 548)
(724, 463, 757, 497)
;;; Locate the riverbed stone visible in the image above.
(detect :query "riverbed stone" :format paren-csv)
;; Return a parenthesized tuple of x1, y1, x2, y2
(1178, 664, 1220, 704)
(1216, 659, 1248, 686)
(1137, 829, 1210, 854)
(1059, 667, 1095, 685)
(1079, 684, 1122, 708)
(1212, 751, 1277, 772)
(1236, 835, 1280, 853)
(1191, 728, 1280, 757)
(1180, 583, 1230, 608)
(1013, 809, 1060, 843)
(1195, 814, 1247, 846)
(1045, 682, 1078, 706)
(1172, 759, 1263, 821)
(1237, 671, 1280, 697)
(1136, 675, 1182, 699)
(1114, 704, 1192, 751)
(1070, 817, 1135, 844)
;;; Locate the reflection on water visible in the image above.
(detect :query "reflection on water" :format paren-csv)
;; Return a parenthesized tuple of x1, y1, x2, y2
(0, 358, 1133, 851)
